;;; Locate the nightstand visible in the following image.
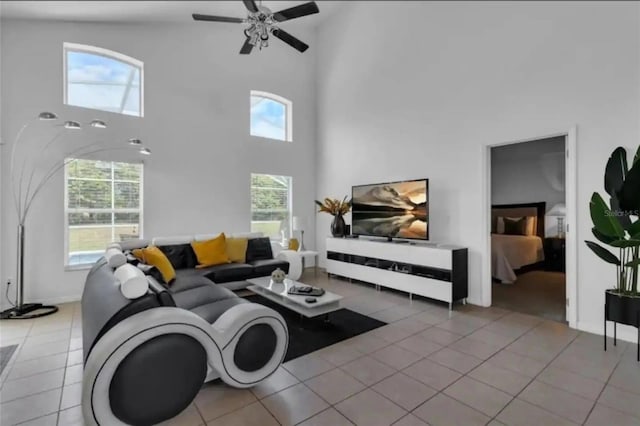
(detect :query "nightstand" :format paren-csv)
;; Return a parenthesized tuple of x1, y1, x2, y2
(544, 237, 566, 272)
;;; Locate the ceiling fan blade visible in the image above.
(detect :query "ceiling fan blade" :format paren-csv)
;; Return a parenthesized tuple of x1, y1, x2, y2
(272, 2, 319, 22)
(192, 13, 244, 23)
(240, 38, 254, 54)
(242, 0, 259, 13)
(271, 28, 309, 52)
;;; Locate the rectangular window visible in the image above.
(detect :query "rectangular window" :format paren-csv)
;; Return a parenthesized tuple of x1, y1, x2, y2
(64, 159, 143, 267)
(250, 174, 292, 240)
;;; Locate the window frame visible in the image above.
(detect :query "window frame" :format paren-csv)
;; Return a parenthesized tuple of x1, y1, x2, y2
(63, 42, 145, 117)
(250, 173, 293, 241)
(63, 158, 145, 269)
(250, 90, 293, 142)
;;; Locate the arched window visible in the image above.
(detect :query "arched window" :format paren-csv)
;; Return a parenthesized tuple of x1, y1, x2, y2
(250, 91, 292, 142)
(64, 42, 144, 117)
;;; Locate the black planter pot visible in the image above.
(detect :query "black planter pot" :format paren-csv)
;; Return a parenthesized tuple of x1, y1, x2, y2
(605, 290, 640, 327)
(331, 214, 346, 237)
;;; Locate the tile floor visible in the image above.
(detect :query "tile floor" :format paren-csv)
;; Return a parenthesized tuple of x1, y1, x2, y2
(1, 271, 639, 426)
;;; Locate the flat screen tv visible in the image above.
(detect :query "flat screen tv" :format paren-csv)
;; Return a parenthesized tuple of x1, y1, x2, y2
(351, 179, 429, 240)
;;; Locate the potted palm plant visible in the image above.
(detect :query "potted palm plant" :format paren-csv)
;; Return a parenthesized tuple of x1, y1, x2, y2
(585, 145, 640, 329)
(315, 197, 351, 237)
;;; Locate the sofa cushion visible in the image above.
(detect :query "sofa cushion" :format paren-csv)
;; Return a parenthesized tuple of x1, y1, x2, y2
(171, 283, 236, 310)
(245, 237, 273, 262)
(168, 272, 213, 294)
(190, 298, 250, 324)
(248, 259, 290, 276)
(200, 263, 255, 284)
(158, 243, 198, 269)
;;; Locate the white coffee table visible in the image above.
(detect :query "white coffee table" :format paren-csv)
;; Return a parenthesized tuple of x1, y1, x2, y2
(246, 277, 342, 318)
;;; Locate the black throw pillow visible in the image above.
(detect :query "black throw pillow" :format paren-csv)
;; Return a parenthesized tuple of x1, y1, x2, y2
(503, 217, 528, 235)
(158, 243, 198, 269)
(136, 263, 166, 285)
(245, 237, 273, 262)
(123, 250, 140, 266)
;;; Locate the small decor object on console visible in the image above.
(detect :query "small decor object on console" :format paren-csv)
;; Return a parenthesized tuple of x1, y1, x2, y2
(271, 268, 286, 283)
(315, 196, 351, 237)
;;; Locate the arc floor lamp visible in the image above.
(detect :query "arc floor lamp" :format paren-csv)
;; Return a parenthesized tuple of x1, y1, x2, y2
(0, 112, 151, 320)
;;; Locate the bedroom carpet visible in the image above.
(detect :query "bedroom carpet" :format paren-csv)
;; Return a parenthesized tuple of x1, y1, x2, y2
(492, 270, 566, 322)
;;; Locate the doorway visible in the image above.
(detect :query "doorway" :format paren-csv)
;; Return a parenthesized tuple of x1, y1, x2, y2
(482, 129, 577, 326)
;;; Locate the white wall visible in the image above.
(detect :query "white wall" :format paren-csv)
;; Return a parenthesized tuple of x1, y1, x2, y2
(316, 1, 640, 338)
(491, 136, 565, 237)
(0, 19, 317, 308)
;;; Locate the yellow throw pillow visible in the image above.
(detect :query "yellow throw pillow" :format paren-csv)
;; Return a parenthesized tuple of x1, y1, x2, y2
(141, 246, 176, 284)
(226, 237, 248, 263)
(191, 233, 230, 268)
(288, 238, 299, 251)
(132, 248, 145, 262)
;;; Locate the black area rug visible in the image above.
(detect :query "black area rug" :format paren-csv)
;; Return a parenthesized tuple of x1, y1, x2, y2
(0, 344, 18, 374)
(244, 294, 386, 362)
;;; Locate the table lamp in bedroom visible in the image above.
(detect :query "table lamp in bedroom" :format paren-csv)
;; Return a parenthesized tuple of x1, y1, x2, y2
(547, 203, 566, 238)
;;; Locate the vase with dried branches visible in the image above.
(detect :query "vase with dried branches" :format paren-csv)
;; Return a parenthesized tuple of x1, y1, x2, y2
(315, 197, 351, 237)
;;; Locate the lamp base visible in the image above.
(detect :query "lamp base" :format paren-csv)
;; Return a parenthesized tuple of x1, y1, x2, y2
(0, 303, 59, 320)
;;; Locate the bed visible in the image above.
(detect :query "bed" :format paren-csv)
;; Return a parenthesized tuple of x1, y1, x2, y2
(491, 202, 546, 284)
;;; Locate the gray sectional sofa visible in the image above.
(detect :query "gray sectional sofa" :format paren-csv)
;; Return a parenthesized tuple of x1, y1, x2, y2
(81, 233, 292, 425)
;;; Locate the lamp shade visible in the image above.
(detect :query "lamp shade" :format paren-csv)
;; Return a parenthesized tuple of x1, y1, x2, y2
(293, 216, 305, 231)
(546, 203, 566, 216)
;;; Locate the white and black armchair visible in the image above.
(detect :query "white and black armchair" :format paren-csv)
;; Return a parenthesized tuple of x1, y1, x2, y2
(81, 257, 288, 425)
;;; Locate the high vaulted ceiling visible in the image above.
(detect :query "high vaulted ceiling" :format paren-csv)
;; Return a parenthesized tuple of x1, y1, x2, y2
(0, 1, 343, 27)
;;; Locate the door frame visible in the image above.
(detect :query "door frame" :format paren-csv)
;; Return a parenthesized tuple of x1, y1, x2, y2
(481, 127, 577, 327)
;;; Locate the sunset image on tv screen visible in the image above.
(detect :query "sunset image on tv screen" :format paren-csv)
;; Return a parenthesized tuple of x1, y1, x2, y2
(351, 179, 428, 240)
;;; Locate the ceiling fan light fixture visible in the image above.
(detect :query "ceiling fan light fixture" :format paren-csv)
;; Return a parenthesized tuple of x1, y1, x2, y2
(192, 1, 318, 54)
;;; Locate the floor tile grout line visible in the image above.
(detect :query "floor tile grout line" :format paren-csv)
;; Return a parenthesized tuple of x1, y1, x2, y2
(581, 340, 632, 424)
(255, 398, 283, 425)
(192, 399, 209, 425)
(487, 328, 592, 425)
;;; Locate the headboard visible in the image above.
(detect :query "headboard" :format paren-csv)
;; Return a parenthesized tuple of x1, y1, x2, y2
(491, 202, 546, 238)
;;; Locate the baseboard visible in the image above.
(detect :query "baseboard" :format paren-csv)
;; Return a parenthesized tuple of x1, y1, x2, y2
(577, 320, 638, 344)
(32, 294, 82, 306)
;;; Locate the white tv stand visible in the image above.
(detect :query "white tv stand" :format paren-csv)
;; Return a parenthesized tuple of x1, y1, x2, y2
(326, 237, 468, 310)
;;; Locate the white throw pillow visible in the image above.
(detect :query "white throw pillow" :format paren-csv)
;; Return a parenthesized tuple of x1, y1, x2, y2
(105, 247, 126, 268)
(114, 264, 149, 299)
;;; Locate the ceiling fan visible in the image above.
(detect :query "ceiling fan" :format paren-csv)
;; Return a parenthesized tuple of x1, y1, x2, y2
(193, 1, 319, 54)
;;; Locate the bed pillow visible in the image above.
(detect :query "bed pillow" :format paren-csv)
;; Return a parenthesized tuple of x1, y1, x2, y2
(496, 216, 535, 235)
(502, 217, 528, 235)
